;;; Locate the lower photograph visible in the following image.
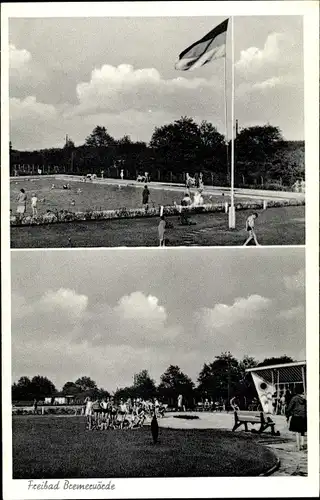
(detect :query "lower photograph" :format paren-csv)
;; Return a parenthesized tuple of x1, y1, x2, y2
(10, 247, 306, 478)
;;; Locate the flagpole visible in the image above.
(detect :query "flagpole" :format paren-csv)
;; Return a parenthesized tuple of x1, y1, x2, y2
(223, 56, 229, 185)
(228, 16, 236, 229)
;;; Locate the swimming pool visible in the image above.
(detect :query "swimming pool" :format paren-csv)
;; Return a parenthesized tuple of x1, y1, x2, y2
(10, 177, 229, 216)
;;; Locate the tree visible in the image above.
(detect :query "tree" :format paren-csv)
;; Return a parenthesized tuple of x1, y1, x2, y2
(199, 121, 225, 150)
(30, 375, 56, 400)
(257, 355, 294, 367)
(133, 369, 157, 400)
(236, 124, 284, 184)
(12, 376, 33, 401)
(150, 116, 202, 173)
(62, 381, 79, 395)
(85, 126, 114, 148)
(74, 376, 97, 392)
(236, 356, 259, 406)
(12, 375, 56, 401)
(158, 365, 194, 406)
(197, 352, 241, 404)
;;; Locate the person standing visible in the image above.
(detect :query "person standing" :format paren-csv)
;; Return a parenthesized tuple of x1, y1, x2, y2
(142, 185, 150, 210)
(180, 192, 192, 225)
(286, 387, 307, 451)
(177, 394, 183, 411)
(16, 188, 27, 221)
(158, 216, 166, 247)
(33, 399, 38, 415)
(243, 213, 260, 246)
(120, 169, 124, 180)
(31, 193, 38, 217)
(285, 386, 293, 407)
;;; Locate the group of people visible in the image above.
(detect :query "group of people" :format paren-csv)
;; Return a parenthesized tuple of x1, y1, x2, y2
(16, 188, 39, 220)
(84, 396, 166, 431)
(186, 172, 204, 190)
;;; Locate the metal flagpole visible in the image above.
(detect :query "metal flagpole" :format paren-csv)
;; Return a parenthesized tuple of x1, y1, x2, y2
(223, 56, 229, 187)
(228, 16, 236, 229)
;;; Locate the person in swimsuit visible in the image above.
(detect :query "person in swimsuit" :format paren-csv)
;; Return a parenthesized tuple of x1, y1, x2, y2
(243, 213, 260, 246)
(31, 193, 38, 217)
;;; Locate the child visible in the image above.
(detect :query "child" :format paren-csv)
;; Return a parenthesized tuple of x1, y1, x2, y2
(31, 193, 38, 216)
(158, 216, 166, 247)
(243, 213, 260, 246)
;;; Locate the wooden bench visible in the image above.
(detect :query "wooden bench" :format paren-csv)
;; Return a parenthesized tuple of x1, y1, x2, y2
(232, 411, 280, 435)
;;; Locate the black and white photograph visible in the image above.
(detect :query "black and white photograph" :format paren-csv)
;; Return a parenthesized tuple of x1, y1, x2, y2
(10, 248, 306, 479)
(8, 12, 306, 248)
(1, 1, 319, 499)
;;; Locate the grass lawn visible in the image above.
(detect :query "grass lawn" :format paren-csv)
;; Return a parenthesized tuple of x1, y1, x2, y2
(11, 205, 305, 248)
(12, 416, 277, 478)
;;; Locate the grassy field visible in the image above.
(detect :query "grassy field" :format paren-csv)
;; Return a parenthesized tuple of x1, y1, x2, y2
(11, 205, 305, 248)
(12, 416, 277, 478)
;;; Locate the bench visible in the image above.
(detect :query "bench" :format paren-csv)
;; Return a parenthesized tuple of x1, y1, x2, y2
(232, 411, 280, 435)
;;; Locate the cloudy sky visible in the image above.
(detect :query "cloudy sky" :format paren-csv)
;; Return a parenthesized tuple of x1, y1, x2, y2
(9, 15, 304, 151)
(11, 248, 305, 392)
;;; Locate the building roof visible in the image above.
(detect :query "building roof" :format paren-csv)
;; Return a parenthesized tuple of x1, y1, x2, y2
(246, 361, 306, 384)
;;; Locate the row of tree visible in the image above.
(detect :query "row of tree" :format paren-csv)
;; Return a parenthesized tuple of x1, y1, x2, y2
(12, 353, 294, 407)
(10, 118, 305, 187)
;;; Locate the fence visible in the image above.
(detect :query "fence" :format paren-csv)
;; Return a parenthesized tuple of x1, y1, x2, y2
(10, 164, 304, 191)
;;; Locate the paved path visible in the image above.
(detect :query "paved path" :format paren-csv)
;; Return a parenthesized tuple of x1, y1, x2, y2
(159, 412, 307, 476)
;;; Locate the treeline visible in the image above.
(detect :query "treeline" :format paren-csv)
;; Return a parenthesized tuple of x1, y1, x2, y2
(12, 353, 294, 408)
(10, 117, 304, 188)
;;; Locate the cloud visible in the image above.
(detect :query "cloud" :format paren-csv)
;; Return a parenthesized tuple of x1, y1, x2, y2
(71, 63, 220, 117)
(10, 96, 58, 121)
(284, 269, 305, 292)
(278, 305, 304, 320)
(39, 288, 88, 319)
(195, 294, 272, 330)
(114, 291, 167, 325)
(252, 76, 283, 90)
(9, 45, 48, 98)
(9, 44, 31, 70)
(236, 33, 292, 73)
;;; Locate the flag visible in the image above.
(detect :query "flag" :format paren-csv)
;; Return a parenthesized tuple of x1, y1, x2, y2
(175, 19, 229, 71)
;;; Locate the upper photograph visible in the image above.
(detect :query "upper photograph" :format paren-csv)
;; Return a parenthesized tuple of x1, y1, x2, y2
(9, 15, 305, 248)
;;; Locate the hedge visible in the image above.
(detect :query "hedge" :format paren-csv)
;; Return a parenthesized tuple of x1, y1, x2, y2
(10, 199, 305, 227)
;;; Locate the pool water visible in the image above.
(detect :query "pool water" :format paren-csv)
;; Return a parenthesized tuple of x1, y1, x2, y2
(10, 178, 227, 216)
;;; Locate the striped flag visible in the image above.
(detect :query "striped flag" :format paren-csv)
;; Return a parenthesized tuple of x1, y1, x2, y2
(175, 19, 229, 71)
